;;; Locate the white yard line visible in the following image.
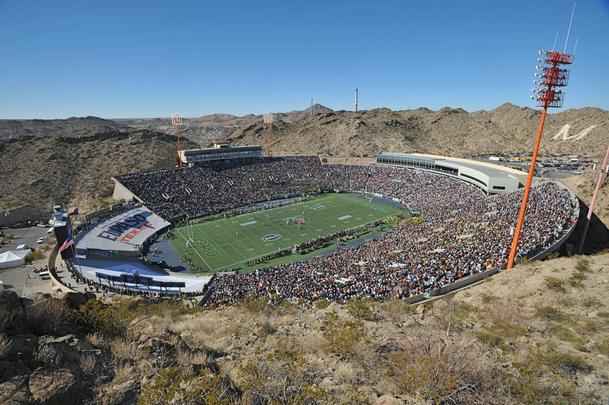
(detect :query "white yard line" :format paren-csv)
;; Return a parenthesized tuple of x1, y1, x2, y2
(176, 228, 214, 272)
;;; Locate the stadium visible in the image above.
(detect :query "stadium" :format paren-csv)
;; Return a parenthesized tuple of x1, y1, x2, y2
(49, 145, 580, 304)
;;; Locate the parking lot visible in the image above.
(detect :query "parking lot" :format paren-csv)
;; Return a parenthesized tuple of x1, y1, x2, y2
(0, 263, 55, 298)
(0, 226, 51, 254)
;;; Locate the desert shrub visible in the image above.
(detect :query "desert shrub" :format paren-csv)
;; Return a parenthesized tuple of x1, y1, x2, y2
(535, 306, 568, 322)
(596, 338, 609, 356)
(581, 296, 603, 308)
(389, 333, 504, 403)
(480, 293, 499, 304)
(346, 298, 376, 321)
(76, 299, 200, 337)
(509, 346, 593, 404)
(76, 300, 131, 337)
(111, 337, 140, 363)
(452, 301, 478, 320)
(568, 271, 586, 288)
(575, 258, 591, 273)
(542, 350, 592, 374)
(259, 319, 276, 338)
(597, 311, 609, 318)
(27, 297, 74, 335)
(138, 367, 238, 405)
(238, 360, 327, 404)
(322, 311, 365, 355)
(476, 329, 506, 349)
(381, 299, 415, 321)
(578, 319, 599, 334)
(267, 338, 305, 370)
(314, 299, 331, 310)
(544, 277, 566, 293)
(549, 325, 586, 348)
(25, 249, 45, 264)
(241, 297, 268, 314)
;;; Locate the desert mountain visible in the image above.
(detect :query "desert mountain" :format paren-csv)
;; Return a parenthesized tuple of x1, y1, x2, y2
(0, 128, 196, 213)
(0, 103, 607, 213)
(0, 116, 127, 141)
(229, 103, 609, 158)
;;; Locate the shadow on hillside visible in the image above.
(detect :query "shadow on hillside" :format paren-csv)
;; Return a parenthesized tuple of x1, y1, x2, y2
(563, 198, 609, 255)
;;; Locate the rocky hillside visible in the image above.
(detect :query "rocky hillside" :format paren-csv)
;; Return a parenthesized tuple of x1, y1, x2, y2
(119, 103, 609, 158)
(229, 103, 609, 158)
(2, 252, 608, 404)
(0, 128, 196, 213)
(1, 103, 607, 213)
(0, 117, 128, 141)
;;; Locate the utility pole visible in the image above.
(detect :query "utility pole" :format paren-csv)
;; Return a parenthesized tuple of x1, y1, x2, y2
(171, 113, 184, 168)
(578, 146, 609, 253)
(354, 88, 359, 112)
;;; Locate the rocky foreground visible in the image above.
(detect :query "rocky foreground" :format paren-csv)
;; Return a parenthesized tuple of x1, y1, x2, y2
(1, 251, 609, 404)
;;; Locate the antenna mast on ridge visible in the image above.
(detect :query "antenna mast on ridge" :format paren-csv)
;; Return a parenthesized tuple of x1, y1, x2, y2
(171, 113, 184, 168)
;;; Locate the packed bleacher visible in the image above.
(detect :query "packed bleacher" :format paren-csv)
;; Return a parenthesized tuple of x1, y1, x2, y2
(112, 156, 578, 304)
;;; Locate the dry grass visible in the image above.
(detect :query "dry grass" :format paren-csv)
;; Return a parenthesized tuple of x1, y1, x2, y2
(322, 311, 366, 356)
(78, 251, 609, 404)
(346, 298, 377, 321)
(80, 353, 97, 375)
(595, 338, 609, 356)
(544, 276, 566, 293)
(388, 332, 505, 404)
(111, 338, 140, 363)
(86, 333, 106, 348)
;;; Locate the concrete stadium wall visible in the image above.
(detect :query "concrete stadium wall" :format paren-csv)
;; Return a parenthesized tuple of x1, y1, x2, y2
(111, 178, 142, 203)
(47, 244, 76, 294)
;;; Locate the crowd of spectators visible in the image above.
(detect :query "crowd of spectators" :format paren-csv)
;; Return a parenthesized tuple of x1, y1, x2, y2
(114, 157, 578, 304)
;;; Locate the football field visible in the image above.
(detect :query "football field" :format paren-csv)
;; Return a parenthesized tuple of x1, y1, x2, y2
(170, 193, 406, 273)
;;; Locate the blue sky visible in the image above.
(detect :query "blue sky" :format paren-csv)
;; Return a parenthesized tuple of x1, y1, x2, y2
(1, 0, 608, 118)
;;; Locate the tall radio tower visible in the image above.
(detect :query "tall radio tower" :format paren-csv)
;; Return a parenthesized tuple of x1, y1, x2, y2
(171, 113, 184, 168)
(506, 5, 576, 270)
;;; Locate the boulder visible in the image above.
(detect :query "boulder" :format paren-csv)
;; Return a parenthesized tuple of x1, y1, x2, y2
(0, 333, 37, 363)
(97, 379, 139, 405)
(0, 291, 26, 333)
(35, 335, 83, 370)
(28, 367, 76, 404)
(62, 291, 95, 308)
(0, 375, 32, 405)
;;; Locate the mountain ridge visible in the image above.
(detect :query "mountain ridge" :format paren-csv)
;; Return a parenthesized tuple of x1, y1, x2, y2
(0, 102, 607, 212)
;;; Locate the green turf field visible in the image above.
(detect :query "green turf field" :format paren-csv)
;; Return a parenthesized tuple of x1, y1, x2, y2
(170, 193, 406, 273)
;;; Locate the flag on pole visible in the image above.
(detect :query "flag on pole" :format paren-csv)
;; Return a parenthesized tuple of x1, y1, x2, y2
(59, 225, 74, 253)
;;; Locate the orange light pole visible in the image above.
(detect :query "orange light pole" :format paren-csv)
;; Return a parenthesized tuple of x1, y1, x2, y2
(506, 50, 573, 270)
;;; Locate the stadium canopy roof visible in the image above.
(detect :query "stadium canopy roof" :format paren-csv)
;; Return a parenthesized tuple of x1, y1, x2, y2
(0, 250, 28, 269)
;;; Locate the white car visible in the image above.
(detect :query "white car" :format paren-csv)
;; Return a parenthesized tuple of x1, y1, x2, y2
(37, 238, 45, 244)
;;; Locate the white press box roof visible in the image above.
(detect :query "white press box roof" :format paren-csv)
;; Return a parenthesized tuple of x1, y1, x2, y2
(76, 207, 170, 253)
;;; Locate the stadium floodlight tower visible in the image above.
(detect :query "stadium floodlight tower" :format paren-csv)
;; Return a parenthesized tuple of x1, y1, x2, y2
(506, 39, 574, 270)
(171, 113, 184, 168)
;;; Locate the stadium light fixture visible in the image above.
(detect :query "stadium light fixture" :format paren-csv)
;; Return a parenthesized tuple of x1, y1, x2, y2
(506, 46, 574, 270)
